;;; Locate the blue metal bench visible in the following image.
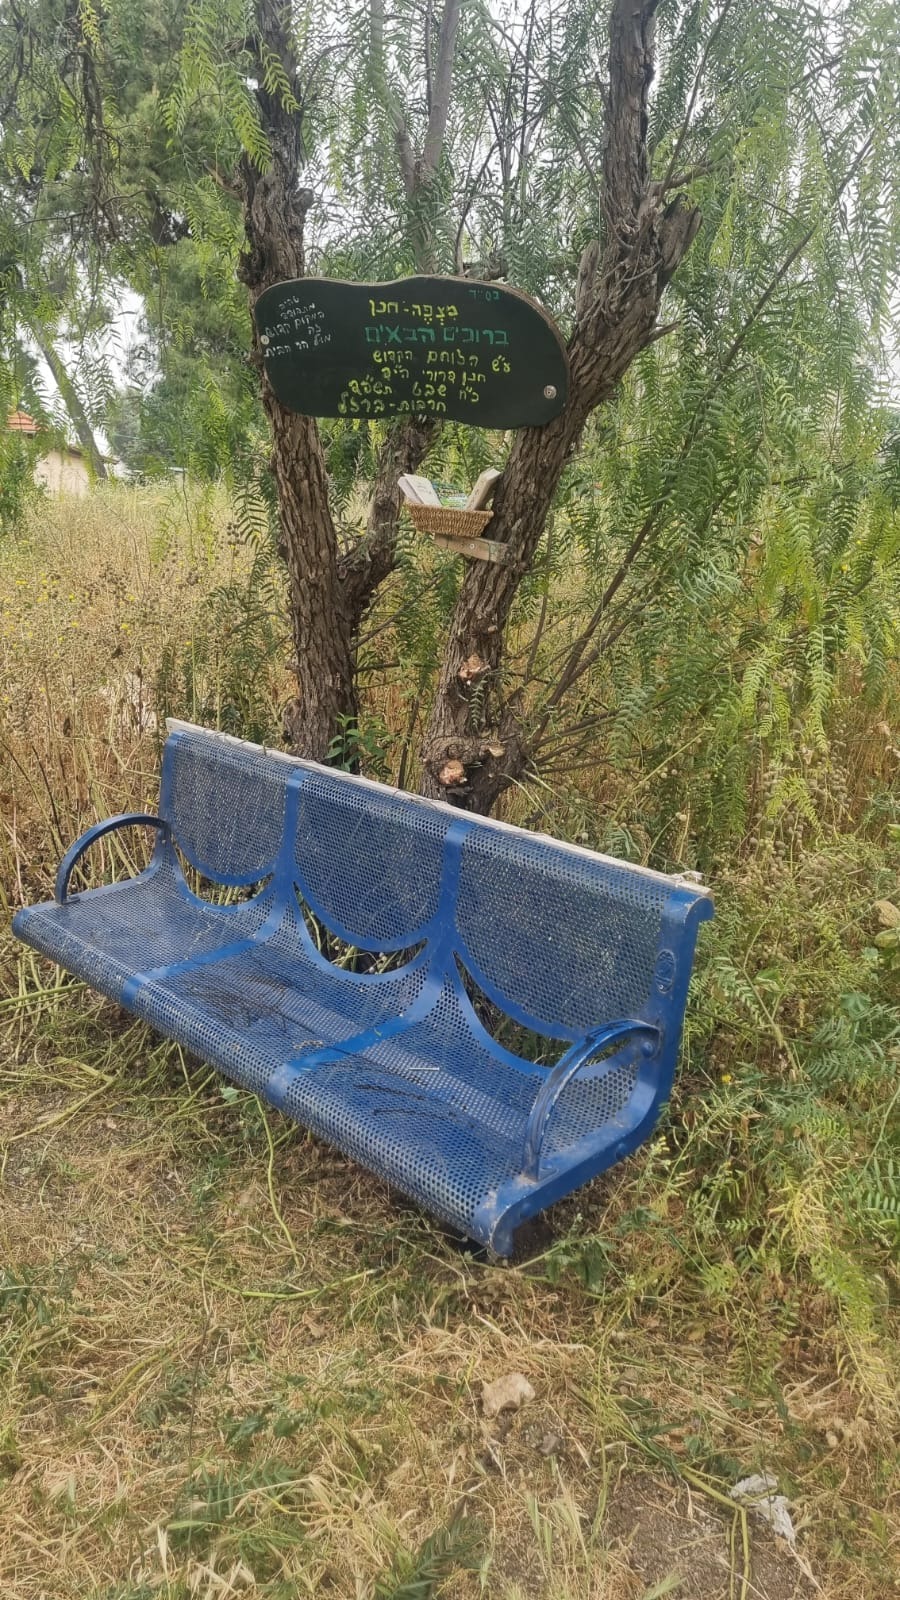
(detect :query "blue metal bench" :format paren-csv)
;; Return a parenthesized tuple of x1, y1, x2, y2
(12, 721, 713, 1256)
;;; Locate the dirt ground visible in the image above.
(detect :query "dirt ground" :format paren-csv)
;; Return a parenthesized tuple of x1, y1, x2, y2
(603, 1473, 815, 1599)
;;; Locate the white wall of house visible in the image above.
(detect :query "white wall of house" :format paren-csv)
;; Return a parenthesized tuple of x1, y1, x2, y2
(34, 450, 91, 497)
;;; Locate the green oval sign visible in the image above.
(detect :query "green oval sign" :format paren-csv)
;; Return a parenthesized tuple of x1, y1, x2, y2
(254, 276, 569, 429)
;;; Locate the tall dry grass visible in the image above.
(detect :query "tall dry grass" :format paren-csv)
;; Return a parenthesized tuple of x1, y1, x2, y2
(0, 486, 897, 1599)
(0, 485, 289, 907)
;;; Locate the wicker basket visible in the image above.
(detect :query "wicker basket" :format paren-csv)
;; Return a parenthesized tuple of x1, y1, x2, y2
(404, 502, 494, 540)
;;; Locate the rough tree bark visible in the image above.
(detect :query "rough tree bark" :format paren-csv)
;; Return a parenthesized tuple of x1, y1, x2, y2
(238, 0, 356, 760)
(339, 0, 462, 628)
(241, 0, 462, 748)
(31, 330, 108, 480)
(420, 0, 701, 811)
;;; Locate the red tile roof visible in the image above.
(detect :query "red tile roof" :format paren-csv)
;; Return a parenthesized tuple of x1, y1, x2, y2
(7, 410, 39, 435)
(6, 411, 87, 457)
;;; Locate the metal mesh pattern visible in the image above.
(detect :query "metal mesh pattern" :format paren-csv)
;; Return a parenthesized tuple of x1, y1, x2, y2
(14, 722, 713, 1252)
(280, 975, 639, 1236)
(132, 904, 430, 1097)
(163, 730, 289, 881)
(455, 829, 668, 1035)
(542, 1062, 638, 1157)
(294, 772, 448, 944)
(11, 855, 273, 1005)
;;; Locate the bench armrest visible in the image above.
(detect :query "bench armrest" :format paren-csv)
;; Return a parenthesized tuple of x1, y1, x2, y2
(55, 814, 170, 904)
(522, 1020, 660, 1179)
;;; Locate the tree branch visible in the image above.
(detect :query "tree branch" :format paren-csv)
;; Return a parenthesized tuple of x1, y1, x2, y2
(30, 328, 107, 479)
(659, 0, 736, 194)
(344, 0, 465, 619)
(424, 0, 434, 117)
(602, 0, 658, 230)
(453, 133, 503, 275)
(486, 13, 603, 195)
(653, 159, 718, 194)
(370, 0, 416, 195)
(421, 0, 463, 180)
(339, 413, 437, 627)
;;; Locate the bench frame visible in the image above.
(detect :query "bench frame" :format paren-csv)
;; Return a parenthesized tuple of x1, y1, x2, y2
(15, 722, 713, 1256)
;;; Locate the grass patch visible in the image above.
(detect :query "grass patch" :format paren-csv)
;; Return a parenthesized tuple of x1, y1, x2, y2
(1, 487, 897, 1596)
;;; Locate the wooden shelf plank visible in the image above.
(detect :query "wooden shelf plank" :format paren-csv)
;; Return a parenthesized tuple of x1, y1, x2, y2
(432, 532, 509, 564)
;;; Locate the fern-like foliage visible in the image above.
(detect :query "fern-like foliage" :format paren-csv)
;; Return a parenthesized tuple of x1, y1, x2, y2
(374, 1514, 483, 1600)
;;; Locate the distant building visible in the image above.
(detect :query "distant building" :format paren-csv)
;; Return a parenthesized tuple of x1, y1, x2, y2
(7, 410, 92, 497)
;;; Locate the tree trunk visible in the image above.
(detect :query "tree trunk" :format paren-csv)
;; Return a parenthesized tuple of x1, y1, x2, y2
(241, 0, 464, 750)
(419, 0, 701, 812)
(32, 331, 107, 480)
(340, 414, 436, 628)
(266, 406, 358, 760)
(239, 0, 356, 760)
(241, 0, 698, 786)
(341, 0, 465, 620)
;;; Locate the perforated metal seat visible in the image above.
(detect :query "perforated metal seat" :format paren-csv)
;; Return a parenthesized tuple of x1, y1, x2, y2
(129, 903, 431, 1100)
(270, 971, 645, 1249)
(14, 854, 276, 1007)
(13, 721, 713, 1255)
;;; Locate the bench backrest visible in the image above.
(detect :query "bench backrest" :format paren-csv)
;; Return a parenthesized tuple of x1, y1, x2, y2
(295, 765, 449, 947)
(455, 826, 671, 1037)
(159, 722, 711, 1041)
(162, 720, 292, 885)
